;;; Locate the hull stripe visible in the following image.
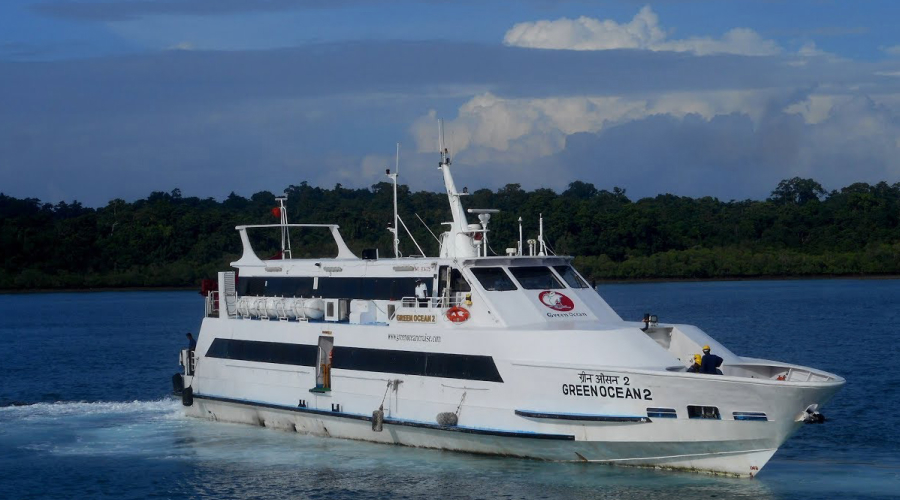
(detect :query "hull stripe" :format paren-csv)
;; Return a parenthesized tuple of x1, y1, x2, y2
(193, 393, 574, 440)
(515, 409, 651, 422)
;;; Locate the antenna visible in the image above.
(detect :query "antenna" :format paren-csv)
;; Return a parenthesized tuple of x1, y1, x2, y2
(385, 143, 428, 258)
(438, 120, 444, 160)
(276, 194, 291, 259)
(538, 213, 546, 256)
(387, 143, 400, 258)
(518, 217, 523, 256)
(468, 208, 499, 257)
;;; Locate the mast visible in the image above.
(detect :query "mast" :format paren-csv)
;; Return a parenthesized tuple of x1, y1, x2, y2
(388, 143, 400, 258)
(438, 121, 469, 234)
(538, 213, 546, 256)
(276, 195, 291, 259)
(435, 120, 477, 259)
(518, 217, 523, 256)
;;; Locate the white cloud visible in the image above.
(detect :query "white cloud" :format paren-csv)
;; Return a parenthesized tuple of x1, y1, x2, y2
(798, 41, 827, 57)
(503, 6, 781, 56)
(882, 45, 900, 56)
(406, 89, 900, 200)
(166, 41, 195, 51)
(784, 95, 848, 124)
(412, 90, 787, 158)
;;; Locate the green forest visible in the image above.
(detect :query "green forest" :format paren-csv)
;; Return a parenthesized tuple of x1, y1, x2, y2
(2, 177, 900, 290)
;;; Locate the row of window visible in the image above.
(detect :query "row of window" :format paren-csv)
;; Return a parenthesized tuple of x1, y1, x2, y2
(471, 265, 589, 292)
(239, 277, 426, 300)
(647, 406, 769, 421)
(238, 265, 590, 299)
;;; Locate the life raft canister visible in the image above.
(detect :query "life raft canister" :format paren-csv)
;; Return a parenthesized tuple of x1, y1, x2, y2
(446, 306, 470, 323)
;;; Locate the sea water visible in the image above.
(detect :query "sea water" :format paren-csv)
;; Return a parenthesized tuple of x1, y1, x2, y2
(0, 281, 898, 499)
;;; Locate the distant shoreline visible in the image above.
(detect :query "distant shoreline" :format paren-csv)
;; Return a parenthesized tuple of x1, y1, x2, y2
(592, 273, 900, 285)
(0, 286, 197, 294)
(2, 274, 898, 294)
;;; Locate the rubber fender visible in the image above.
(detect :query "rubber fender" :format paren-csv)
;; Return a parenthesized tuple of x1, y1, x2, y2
(436, 412, 458, 426)
(372, 409, 384, 432)
(172, 373, 184, 394)
(182, 386, 193, 407)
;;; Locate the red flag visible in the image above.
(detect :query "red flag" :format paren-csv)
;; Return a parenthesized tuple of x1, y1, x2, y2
(271, 207, 281, 218)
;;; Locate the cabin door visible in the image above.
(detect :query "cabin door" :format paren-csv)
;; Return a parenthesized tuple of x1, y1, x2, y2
(437, 266, 451, 306)
(438, 266, 471, 306)
(316, 336, 334, 391)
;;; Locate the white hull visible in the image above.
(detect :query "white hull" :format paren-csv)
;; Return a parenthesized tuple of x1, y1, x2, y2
(183, 320, 842, 479)
(186, 396, 790, 476)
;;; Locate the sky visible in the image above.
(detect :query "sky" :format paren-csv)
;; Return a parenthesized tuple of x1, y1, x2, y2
(2, 0, 900, 206)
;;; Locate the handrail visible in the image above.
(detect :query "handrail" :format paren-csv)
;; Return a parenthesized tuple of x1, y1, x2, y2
(205, 291, 220, 318)
(397, 296, 463, 309)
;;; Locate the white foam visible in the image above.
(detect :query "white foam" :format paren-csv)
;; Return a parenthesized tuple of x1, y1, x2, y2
(0, 398, 182, 421)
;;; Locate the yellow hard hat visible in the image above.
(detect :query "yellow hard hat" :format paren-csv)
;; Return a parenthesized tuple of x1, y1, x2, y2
(702, 345, 711, 351)
(693, 354, 702, 364)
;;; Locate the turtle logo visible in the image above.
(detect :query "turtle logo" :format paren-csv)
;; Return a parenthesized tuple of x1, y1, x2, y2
(539, 291, 574, 311)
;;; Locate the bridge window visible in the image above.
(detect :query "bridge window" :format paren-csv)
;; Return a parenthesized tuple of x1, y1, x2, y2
(471, 267, 517, 291)
(553, 266, 589, 288)
(509, 266, 564, 290)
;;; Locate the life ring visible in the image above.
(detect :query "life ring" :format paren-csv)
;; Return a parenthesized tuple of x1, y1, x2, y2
(446, 306, 470, 323)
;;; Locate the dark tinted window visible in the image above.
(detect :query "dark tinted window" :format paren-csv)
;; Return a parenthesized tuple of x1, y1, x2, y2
(509, 266, 564, 290)
(238, 277, 422, 300)
(553, 266, 589, 288)
(687, 405, 721, 420)
(268, 277, 315, 296)
(471, 267, 517, 291)
(451, 268, 471, 292)
(646, 407, 677, 419)
(733, 411, 768, 421)
(317, 277, 423, 300)
(240, 277, 267, 296)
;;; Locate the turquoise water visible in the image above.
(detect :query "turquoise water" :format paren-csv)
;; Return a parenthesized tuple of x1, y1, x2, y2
(1, 281, 898, 499)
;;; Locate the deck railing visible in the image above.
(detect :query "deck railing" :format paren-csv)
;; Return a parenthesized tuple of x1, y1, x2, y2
(205, 291, 220, 317)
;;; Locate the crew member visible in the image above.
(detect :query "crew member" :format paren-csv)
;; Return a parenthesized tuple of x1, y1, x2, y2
(415, 279, 428, 306)
(700, 345, 724, 375)
(186, 332, 197, 351)
(687, 354, 702, 373)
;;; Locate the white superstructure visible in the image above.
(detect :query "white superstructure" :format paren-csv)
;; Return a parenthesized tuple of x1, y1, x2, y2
(177, 147, 843, 477)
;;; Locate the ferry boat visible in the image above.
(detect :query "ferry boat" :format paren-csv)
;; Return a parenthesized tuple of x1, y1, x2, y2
(176, 145, 844, 477)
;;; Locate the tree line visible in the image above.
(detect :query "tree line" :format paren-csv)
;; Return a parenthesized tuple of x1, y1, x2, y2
(2, 177, 900, 290)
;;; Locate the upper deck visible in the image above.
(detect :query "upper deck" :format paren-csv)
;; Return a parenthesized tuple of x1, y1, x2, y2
(222, 145, 624, 330)
(225, 238, 623, 330)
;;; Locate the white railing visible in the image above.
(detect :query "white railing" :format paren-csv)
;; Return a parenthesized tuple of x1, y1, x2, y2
(180, 348, 195, 376)
(397, 295, 464, 310)
(205, 291, 219, 317)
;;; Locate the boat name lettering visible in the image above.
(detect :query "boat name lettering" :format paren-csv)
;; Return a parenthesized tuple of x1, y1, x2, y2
(546, 312, 588, 318)
(387, 333, 442, 343)
(578, 371, 623, 384)
(396, 314, 436, 323)
(562, 384, 652, 401)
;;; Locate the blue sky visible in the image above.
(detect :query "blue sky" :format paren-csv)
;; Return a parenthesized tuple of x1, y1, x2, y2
(2, 0, 900, 206)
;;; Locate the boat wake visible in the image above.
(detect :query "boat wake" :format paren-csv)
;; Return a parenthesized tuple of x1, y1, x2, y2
(0, 398, 182, 422)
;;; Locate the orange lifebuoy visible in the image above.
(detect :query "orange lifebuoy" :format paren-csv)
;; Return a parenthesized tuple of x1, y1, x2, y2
(446, 306, 470, 323)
